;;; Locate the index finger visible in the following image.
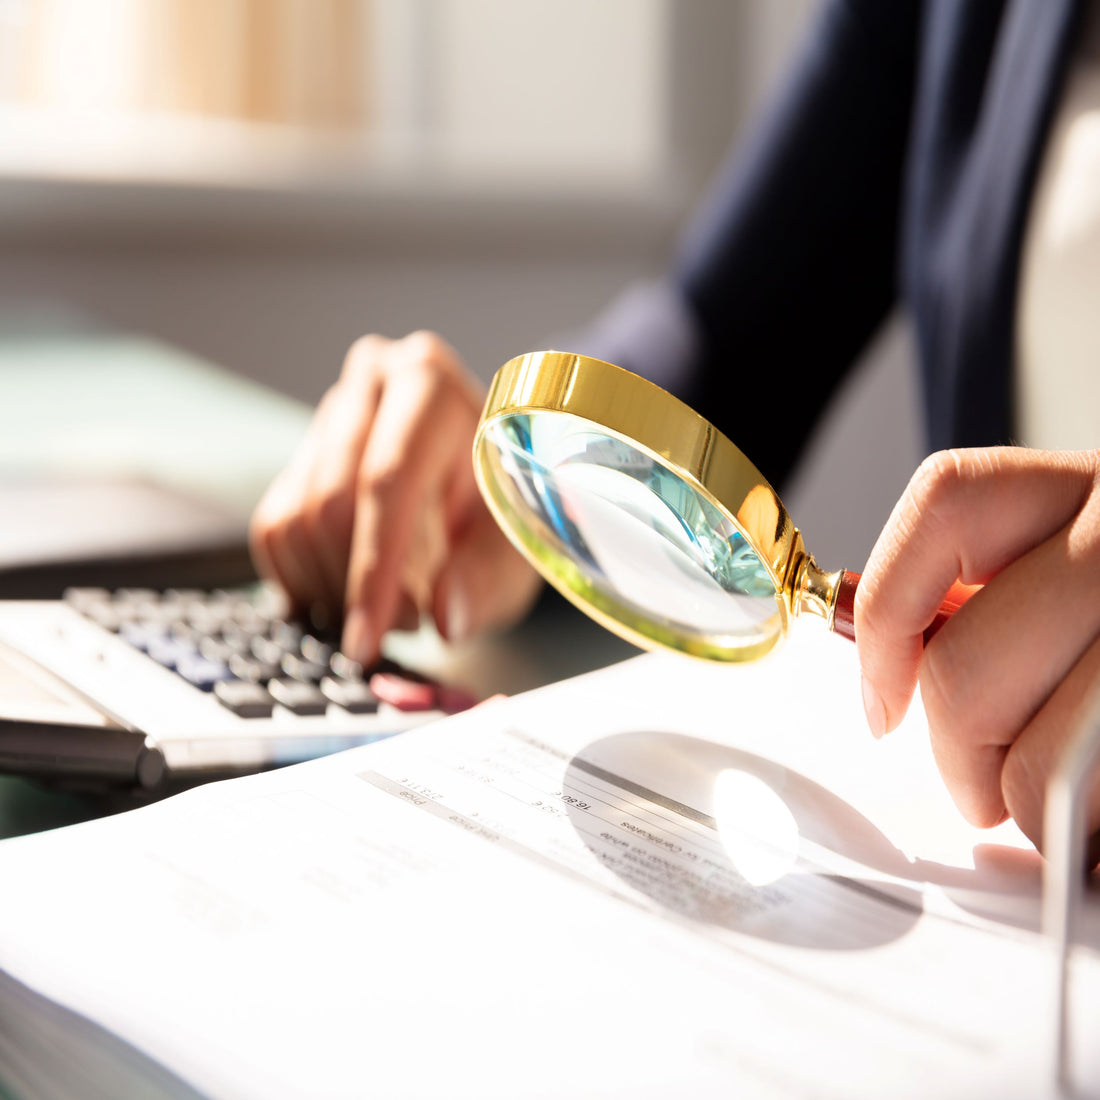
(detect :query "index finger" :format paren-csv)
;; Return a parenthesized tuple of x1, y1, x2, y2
(342, 347, 480, 663)
(855, 448, 1093, 734)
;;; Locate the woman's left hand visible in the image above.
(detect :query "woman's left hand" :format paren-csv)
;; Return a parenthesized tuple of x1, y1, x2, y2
(855, 447, 1100, 852)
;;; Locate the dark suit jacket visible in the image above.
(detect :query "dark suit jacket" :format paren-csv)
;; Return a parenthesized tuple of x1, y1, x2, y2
(578, 0, 1082, 490)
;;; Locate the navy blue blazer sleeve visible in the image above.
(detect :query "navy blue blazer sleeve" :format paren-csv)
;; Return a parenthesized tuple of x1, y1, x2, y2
(573, 0, 921, 490)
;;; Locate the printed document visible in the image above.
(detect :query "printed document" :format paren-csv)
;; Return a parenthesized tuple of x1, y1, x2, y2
(0, 624, 1096, 1098)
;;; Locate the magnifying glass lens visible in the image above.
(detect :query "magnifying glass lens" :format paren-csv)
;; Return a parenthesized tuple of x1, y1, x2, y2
(476, 353, 973, 663)
(480, 411, 783, 656)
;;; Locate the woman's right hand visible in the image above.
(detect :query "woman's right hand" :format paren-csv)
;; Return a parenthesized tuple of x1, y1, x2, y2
(249, 331, 543, 665)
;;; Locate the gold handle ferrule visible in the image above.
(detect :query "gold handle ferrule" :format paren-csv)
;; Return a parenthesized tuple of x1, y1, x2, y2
(790, 551, 843, 628)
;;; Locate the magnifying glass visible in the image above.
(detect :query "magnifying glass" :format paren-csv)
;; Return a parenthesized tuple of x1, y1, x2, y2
(473, 351, 973, 663)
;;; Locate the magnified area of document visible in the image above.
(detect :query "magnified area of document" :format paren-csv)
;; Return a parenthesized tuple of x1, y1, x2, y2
(361, 728, 924, 951)
(562, 737, 925, 949)
(712, 767, 801, 885)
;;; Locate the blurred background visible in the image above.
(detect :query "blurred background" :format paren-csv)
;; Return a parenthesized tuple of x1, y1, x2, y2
(0, 0, 920, 571)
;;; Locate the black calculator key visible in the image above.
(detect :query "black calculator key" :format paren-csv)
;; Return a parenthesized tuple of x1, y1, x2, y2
(320, 676, 379, 714)
(120, 622, 166, 653)
(219, 631, 256, 657)
(271, 621, 304, 650)
(281, 654, 327, 683)
(176, 653, 232, 691)
(251, 636, 286, 666)
(228, 654, 281, 683)
(268, 679, 328, 716)
(231, 606, 269, 635)
(169, 621, 206, 645)
(214, 680, 275, 718)
(300, 634, 335, 666)
(147, 635, 197, 670)
(329, 652, 364, 681)
(186, 607, 229, 635)
(219, 625, 257, 653)
(199, 637, 242, 664)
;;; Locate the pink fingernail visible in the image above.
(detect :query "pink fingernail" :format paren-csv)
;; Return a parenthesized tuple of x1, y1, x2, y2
(861, 675, 886, 739)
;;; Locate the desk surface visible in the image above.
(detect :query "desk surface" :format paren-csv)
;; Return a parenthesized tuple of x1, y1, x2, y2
(0, 325, 310, 514)
(0, 325, 311, 596)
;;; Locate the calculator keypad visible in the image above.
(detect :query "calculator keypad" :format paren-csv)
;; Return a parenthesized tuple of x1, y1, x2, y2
(64, 587, 474, 719)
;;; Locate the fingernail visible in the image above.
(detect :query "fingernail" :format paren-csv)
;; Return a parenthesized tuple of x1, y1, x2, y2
(861, 675, 886, 739)
(446, 581, 470, 643)
(343, 607, 372, 664)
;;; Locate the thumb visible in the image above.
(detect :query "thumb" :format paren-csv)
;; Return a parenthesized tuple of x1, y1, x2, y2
(432, 510, 542, 643)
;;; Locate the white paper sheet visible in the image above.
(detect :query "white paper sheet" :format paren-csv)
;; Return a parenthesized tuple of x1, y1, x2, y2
(0, 624, 1096, 1099)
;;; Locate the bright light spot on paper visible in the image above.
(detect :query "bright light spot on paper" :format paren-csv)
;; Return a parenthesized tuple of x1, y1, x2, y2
(712, 769, 799, 886)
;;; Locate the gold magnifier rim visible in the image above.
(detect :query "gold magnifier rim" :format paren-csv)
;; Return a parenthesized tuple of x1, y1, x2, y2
(473, 351, 809, 663)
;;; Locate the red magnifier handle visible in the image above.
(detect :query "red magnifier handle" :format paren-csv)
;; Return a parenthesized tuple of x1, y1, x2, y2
(831, 571, 979, 645)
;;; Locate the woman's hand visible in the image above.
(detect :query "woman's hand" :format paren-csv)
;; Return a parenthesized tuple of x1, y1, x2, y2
(249, 331, 542, 664)
(855, 447, 1100, 852)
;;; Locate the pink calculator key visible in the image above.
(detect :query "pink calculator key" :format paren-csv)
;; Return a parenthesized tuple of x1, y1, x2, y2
(437, 684, 479, 714)
(369, 671, 438, 712)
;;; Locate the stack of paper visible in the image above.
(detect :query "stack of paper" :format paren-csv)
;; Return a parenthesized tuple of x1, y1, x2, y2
(0, 623, 1095, 1098)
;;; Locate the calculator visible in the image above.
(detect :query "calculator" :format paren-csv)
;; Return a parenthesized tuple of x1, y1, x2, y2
(0, 586, 474, 791)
